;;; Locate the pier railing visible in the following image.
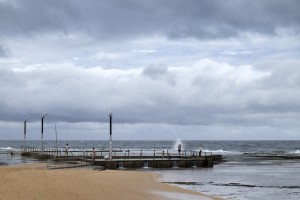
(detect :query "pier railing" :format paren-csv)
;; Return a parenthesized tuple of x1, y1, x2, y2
(21, 146, 221, 169)
(21, 146, 212, 159)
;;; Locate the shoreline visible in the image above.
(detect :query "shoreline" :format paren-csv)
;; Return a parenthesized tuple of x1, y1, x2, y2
(0, 163, 223, 200)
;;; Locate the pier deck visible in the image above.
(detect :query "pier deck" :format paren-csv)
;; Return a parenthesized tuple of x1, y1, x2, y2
(21, 147, 222, 169)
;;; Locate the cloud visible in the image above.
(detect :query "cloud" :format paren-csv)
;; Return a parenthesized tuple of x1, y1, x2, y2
(142, 63, 176, 86)
(0, 0, 299, 140)
(0, 45, 9, 57)
(143, 64, 168, 78)
(1, 1, 299, 72)
(0, 59, 298, 129)
(0, 0, 299, 41)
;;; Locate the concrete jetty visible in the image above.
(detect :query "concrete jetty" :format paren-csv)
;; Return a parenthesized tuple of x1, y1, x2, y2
(21, 147, 222, 169)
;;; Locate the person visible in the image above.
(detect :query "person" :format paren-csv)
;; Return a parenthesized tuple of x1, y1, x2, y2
(167, 152, 171, 160)
(91, 147, 96, 157)
(64, 143, 69, 156)
(162, 150, 165, 158)
(178, 143, 182, 155)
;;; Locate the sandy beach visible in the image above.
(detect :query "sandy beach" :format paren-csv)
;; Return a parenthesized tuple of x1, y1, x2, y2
(0, 163, 222, 200)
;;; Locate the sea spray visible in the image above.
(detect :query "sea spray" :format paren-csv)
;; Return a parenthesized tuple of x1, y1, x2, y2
(173, 139, 183, 151)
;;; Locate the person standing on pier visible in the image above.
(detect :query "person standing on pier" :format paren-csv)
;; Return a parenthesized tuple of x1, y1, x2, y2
(64, 144, 69, 156)
(178, 143, 182, 156)
(92, 147, 96, 157)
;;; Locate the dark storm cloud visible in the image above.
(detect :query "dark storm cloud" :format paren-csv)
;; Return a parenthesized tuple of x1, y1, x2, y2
(1, 0, 300, 140)
(0, 0, 299, 40)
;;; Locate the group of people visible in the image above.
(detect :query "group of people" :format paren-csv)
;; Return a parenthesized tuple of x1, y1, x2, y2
(63, 142, 202, 159)
(177, 143, 202, 157)
(64, 144, 96, 157)
(66, 142, 183, 159)
(162, 150, 171, 159)
(161, 143, 183, 159)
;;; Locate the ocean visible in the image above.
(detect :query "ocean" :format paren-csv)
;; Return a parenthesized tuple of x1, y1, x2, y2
(1, 140, 300, 200)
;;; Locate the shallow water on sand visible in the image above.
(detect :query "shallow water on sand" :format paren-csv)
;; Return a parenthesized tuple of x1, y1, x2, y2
(155, 191, 212, 200)
(153, 160, 300, 200)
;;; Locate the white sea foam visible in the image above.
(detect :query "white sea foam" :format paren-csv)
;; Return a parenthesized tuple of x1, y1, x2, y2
(0, 147, 15, 151)
(287, 150, 300, 154)
(201, 149, 241, 154)
(173, 139, 183, 151)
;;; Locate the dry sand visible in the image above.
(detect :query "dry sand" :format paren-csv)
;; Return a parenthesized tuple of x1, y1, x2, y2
(0, 163, 222, 200)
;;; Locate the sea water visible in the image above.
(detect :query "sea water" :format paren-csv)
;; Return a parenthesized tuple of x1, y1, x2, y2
(1, 140, 300, 200)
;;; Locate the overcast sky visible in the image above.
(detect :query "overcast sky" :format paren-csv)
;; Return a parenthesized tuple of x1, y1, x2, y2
(1, 0, 300, 140)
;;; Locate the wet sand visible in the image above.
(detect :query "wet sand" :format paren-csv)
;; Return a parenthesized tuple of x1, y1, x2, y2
(0, 163, 222, 200)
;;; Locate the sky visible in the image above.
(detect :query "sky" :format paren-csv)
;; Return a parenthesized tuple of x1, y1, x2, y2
(0, 0, 300, 140)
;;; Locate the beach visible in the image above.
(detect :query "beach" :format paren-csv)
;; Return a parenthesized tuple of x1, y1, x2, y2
(0, 163, 221, 200)
(2, 140, 300, 199)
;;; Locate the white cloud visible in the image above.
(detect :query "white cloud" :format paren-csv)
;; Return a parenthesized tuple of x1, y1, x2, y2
(1, 57, 300, 139)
